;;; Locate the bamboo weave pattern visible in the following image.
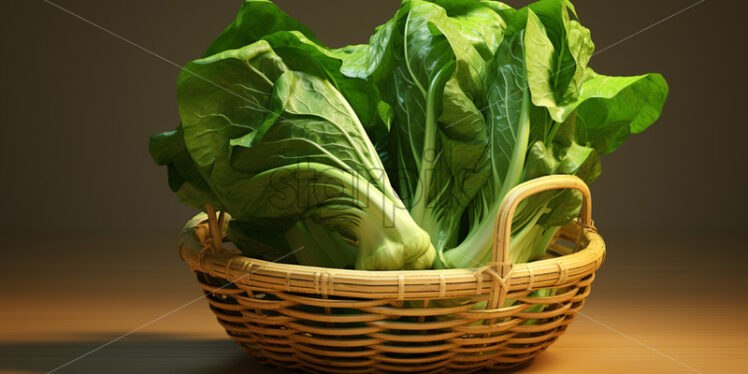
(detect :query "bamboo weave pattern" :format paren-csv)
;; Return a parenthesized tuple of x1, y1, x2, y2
(178, 176, 606, 373)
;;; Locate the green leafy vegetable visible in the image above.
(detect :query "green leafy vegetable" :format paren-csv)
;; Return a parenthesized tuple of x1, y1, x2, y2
(341, 0, 506, 256)
(170, 35, 435, 270)
(150, 0, 667, 274)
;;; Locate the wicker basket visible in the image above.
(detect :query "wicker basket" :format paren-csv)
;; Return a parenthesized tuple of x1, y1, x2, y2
(178, 175, 605, 373)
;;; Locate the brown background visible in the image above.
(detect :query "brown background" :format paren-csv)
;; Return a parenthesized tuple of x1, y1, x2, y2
(1, 1, 746, 373)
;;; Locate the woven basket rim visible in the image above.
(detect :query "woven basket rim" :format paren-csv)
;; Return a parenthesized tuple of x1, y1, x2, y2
(179, 217, 605, 300)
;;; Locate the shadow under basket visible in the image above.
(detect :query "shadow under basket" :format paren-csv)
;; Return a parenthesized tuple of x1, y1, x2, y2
(178, 175, 606, 373)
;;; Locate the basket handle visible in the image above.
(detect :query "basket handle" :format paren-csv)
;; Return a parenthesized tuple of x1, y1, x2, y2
(205, 205, 225, 252)
(492, 175, 592, 277)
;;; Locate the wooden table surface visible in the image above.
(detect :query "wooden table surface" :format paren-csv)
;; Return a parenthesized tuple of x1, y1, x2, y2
(1, 231, 746, 373)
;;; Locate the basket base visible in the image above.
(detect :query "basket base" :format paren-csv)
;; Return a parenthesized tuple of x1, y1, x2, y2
(196, 272, 586, 374)
(181, 217, 604, 373)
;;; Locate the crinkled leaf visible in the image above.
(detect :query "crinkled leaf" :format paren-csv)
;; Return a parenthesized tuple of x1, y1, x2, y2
(262, 31, 379, 125)
(204, 0, 320, 56)
(230, 70, 393, 198)
(178, 41, 287, 173)
(565, 72, 669, 153)
(522, 1, 594, 122)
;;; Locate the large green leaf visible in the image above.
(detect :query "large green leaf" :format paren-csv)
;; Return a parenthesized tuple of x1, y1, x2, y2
(527, 71, 670, 154)
(204, 0, 320, 56)
(570, 72, 669, 153)
(443, 30, 532, 269)
(479, 30, 531, 209)
(381, 1, 459, 213)
(152, 0, 324, 213)
(230, 70, 394, 200)
(524, 10, 558, 116)
(426, 0, 506, 60)
(521, 1, 594, 122)
(262, 31, 379, 126)
(528, 0, 592, 104)
(178, 41, 287, 173)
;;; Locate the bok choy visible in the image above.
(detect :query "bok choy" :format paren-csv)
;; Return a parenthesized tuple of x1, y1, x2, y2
(150, 0, 667, 271)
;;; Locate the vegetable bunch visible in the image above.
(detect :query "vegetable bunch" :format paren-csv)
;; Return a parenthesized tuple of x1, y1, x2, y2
(151, 0, 667, 271)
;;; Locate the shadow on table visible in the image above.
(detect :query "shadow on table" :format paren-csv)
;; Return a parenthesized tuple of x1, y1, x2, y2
(0, 333, 282, 374)
(2, 332, 549, 373)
